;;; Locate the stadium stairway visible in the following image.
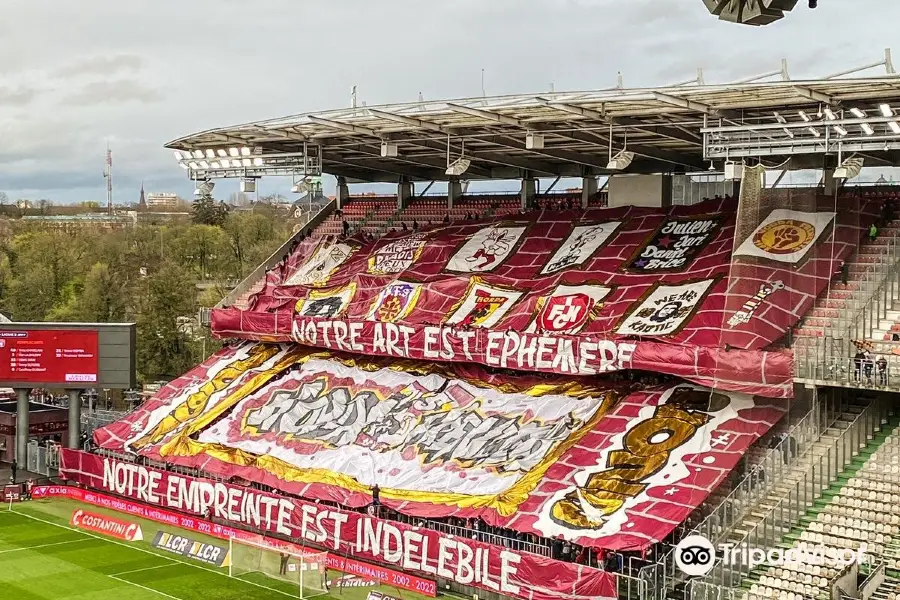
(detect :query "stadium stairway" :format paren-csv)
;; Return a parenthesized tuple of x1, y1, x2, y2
(671, 398, 890, 600)
(794, 220, 900, 344)
(735, 416, 900, 600)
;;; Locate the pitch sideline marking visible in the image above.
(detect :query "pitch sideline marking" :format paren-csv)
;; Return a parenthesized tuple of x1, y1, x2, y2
(0, 538, 92, 554)
(5, 509, 298, 599)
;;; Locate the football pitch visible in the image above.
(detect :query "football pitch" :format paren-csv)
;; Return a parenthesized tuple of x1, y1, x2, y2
(0, 499, 440, 600)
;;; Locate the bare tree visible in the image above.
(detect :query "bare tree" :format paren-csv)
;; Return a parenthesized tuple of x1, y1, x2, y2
(0, 191, 8, 205)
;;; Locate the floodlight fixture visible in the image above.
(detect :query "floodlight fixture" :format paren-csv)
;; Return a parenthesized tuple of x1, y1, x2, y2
(808, 127, 821, 137)
(850, 108, 866, 118)
(174, 151, 185, 161)
(191, 150, 203, 159)
(833, 125, 848, 136)
(861, 123, 875, 136)
(774, 112, 787, 124)
(241, 158, 252, 167)
(228, 147, 240, 157)
(253, 157, 264, 167)
(446, 158, 471, 176)
(889, 121, 900, 134)
(199, 160, 209, 169)
(204, 149, 216, 159)
(824, 107, 837, 121)
(240, 147, 251, 157)
(880, 104, 894, 117)
(798, 110, 811, 122)
(216, 149, 227, 158)
(606, 150, 635, 171)
(188, 161, 199, 169)
(833, 157, 864, 181)
(179, 163, 189, 170)
(210, 161, 220, 169)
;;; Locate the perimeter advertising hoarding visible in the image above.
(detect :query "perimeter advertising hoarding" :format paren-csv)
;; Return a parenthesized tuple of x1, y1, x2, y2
(0, 323, 135, 389)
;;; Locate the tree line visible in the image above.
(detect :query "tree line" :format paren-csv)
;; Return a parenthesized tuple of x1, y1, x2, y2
(0, 205, 296, 385)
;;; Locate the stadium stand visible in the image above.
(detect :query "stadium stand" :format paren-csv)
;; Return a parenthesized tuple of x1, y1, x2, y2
(55, 70, 900, 600)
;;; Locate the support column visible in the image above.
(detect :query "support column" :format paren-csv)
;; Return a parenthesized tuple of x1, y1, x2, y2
(823, 169, 836, 196)
(335, 177, 350, 209)
(581, 176, 598, 209)
(520, 177, 536, 210)
(67, 389, 81, 449)
(397, 181, 413, 210)
(448, 180, 462, 209)
(16, 388, 29, 470)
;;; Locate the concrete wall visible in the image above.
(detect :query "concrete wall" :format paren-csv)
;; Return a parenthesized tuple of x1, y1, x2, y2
(608, 174, 672, 208)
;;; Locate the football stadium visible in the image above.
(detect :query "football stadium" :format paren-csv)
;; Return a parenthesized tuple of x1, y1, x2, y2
(6, 12, 900, 600)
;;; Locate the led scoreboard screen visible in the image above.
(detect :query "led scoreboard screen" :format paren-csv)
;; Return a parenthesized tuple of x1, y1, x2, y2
(0, 329, 99, 385)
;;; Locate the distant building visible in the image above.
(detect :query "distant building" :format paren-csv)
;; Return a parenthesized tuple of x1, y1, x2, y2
(139, 182, 147, 210)
(145, 192, 185, 211)
(21, 214, 133, 231)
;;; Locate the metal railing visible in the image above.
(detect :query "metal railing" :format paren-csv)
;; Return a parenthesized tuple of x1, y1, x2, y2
(639, 400, 887, 600)
(845, 235, 900, 340)
(691, 400, 885, 591)
(81, 409, 130, 436)
(214, 198, 335, 309)
(639, 409, 821, 598)
(795, 338, 900, 389)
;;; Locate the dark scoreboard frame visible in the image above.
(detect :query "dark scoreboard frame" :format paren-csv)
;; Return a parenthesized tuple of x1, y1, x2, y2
(0, 323, 136, 390)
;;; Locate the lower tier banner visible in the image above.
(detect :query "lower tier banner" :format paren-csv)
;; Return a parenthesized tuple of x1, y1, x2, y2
(34, 485, 434, 595)
(58, 451, 618, 600)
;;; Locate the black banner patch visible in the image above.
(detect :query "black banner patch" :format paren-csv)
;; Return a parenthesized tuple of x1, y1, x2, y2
(152, 531, 230, 567)
(626, 217, 720, 272)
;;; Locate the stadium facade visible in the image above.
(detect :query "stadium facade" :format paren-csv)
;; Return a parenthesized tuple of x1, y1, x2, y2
(69, 59, 900, 600)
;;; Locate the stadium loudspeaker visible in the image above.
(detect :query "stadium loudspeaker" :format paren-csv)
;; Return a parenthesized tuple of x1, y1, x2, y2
(240, 179, 257, 193)
(724, 162, 744, 181)
(381, 142, 398, 157)
(526, 132, 545, 150)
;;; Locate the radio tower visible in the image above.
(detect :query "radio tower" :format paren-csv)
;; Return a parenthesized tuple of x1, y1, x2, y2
(103, 144, 113, 215)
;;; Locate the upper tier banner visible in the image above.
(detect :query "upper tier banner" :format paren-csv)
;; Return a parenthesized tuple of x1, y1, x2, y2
(211, 198, 874, 398)
(93, 343, 786, 551)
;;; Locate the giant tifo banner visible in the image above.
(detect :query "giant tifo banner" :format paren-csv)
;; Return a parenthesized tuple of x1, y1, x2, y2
(60, 450, 617, 600)
(210, 198, 876, 398)
(91, 346, 786, 551)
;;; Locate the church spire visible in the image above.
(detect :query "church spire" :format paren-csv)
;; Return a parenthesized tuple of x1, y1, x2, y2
(139, 181, 146, 209)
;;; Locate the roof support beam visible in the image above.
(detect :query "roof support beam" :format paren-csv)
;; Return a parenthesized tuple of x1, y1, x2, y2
(325, 157, 441, 181)
(349, 144, 493, 178)
(367, 109, 449, 134)
(308, 116, 379, 138)
(652, 92, 715, 114)
(534, 97, 607, 121)
(792, 86, 837, 105)
(446, 103, 522, 126)
(484, 135, 609, 170)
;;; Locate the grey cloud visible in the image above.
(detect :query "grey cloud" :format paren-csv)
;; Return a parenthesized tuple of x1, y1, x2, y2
(0, 86, 38, 107)
(65, 80, 162, 106)
(52, 54, 144, 78)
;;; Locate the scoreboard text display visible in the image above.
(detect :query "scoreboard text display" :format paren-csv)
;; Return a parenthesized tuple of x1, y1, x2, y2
(0, 330, 99, 385)
(0, 323, 135, 390)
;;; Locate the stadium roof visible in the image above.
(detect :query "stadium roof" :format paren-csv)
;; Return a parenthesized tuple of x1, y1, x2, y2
(167, 75, 900, 183)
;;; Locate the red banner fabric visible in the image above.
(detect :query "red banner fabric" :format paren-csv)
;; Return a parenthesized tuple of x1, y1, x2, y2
(91, 355, 785, 552)
(59, 450, 618, 600)
(32, 485, 436, 596)
(208, 198, 876, 398)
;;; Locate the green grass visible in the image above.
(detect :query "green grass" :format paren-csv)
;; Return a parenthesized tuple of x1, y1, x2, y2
(0, 499, 444, 600)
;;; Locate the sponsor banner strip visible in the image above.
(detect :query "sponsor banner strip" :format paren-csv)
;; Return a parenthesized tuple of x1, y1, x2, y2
(70, 508, 143, 541)
(152, 530, 231, 567)
(56, 452, 617, 600)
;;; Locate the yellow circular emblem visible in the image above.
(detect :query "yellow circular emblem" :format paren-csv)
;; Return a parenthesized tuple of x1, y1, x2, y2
(752, 219, 815, 255)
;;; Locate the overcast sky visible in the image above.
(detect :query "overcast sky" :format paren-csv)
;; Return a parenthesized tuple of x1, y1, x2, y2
(1, 0, 897, 205)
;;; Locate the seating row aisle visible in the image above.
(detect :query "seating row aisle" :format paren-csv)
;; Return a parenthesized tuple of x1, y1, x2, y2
(741, 423, 900, 600)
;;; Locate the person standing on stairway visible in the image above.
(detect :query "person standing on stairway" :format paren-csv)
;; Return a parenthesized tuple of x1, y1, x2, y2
(869, 222, 879, 242)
